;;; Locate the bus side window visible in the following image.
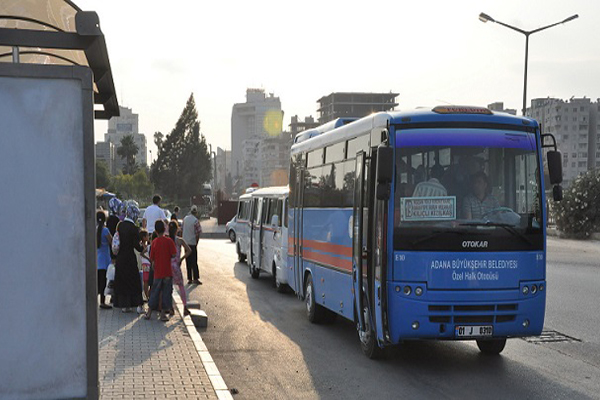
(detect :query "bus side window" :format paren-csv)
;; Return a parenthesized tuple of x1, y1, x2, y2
(276, 199, 283, 226)
(284, 198, 288, 228)
(252, 199, 260, 224)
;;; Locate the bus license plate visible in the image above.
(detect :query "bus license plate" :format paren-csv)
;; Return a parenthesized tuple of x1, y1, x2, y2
(455, 325, 493, 338)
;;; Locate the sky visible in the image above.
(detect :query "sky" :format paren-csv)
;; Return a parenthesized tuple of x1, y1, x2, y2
(76, 0, 600, 162)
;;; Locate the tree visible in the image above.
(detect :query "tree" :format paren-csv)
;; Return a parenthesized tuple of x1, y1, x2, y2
(96, 160, 111, 188)
(154, 131, 164, 152)
(132, 169, 154, 201)
(151, 93, 211, 200)
(553, 169, 600, 238)
(117, 135, 139, 175)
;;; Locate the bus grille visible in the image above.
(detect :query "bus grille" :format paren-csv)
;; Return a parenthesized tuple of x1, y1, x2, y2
(428, 304, 518, 324)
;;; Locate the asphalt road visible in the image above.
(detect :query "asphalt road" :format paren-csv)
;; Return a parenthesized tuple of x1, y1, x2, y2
(187, 237, 600, 400)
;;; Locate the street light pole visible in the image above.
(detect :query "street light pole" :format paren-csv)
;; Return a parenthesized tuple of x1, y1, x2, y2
(479, 12, 578, 116)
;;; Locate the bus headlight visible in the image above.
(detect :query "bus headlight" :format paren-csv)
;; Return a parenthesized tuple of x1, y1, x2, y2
(539, 284, 544, 291)
(522, 319, 530, 328)
(415, 287, 423, 296)
(531, 285, 537, 294)
(412, 321, 420, 330)
(403, 286, 411, 295)
(522, 286, 529, 295)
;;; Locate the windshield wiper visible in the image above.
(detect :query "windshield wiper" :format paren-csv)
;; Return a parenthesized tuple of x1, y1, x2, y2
(411, 229, 469, 247)
(459, 222, 533, 246)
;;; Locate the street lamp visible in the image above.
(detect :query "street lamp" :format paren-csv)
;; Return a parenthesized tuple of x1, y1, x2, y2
(479, 12, 578, 116)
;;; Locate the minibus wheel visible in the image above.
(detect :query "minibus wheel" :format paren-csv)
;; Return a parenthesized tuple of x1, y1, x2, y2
(236, 243, 246, 263)
(273, 263, 286, 293)
(250, 262, 260, 279)
(476, 338, 507, 355)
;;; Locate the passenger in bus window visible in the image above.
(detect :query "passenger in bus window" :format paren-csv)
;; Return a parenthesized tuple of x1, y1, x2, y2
(462, 171, 500, 219)
(412, 166, 447, 197)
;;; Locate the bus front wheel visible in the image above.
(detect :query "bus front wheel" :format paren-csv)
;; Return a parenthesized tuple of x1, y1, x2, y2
(476, 338, 507, 355)
(305, 274, 326, 323)
(358, 300, 386, 359)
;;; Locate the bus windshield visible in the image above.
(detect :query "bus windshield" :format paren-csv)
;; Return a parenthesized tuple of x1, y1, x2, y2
(393, 128, 543, 251)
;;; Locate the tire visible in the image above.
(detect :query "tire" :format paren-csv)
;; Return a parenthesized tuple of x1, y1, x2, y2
(305, 274, 327, 323)
(236, 243, 246, 263)
(273, 264, 287, 293)
(250, 261, 260, 279)
(476, 338, 507, 355)
(358, 298, 386, 359)
(228, 230, 236, 243)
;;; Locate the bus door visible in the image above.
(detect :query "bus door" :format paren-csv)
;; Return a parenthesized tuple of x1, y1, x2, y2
(251, 198, 263, 269)
(261, 198, 274, 273)
(293, 169, 305, 297)
(353, 151, 369, 333)
(371, 151, 387, 343)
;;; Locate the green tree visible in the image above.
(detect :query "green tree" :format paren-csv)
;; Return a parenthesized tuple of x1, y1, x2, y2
(112, 173, 134, 199)
(553, 169, 600, 238)
(132, 169, 154, 201)
(96, 159, 111, 188)
(117, 135, 139, 175)
(154, 131, 164, 152)
(151, 93, 211, 200)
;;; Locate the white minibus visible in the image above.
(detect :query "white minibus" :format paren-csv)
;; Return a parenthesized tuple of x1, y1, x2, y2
(235, 186, 289, 292)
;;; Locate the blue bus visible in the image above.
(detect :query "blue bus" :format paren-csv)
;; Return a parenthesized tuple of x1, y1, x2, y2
(287, 106, 563, 358)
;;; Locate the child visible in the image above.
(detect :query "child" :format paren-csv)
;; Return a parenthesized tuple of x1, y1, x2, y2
(96, 211, 113, 309)
(145, 220, 176, 321)
(140, 230, 151, 300)
(168, 221, 192, 316)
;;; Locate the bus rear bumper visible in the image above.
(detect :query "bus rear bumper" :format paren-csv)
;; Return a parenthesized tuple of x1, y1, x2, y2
(386, 282, 546, 343)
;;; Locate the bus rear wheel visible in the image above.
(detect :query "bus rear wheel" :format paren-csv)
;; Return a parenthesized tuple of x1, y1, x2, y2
(305, 274, 326, 323)
(476, 338, 507, 355)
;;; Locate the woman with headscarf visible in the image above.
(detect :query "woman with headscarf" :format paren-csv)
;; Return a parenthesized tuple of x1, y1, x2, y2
(112, 200, 145, 313)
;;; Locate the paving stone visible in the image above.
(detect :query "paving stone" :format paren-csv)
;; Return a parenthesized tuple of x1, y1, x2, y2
(98, 306, 218, 400)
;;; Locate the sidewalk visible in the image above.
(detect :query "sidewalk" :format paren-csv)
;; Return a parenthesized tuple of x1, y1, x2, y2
(98, 294, 231, 400)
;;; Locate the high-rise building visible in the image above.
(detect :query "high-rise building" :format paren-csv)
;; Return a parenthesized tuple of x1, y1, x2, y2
(488, 102, 517, 115)
(289, 115, 319, 138)
(95, 141, 116, 175)
(259, 131, 293, 187)
(317, 92, 399, 124)
(104, 106, 148, 172)
(215, 147, 231, 196)
(231, 89, 283, 188)
(528, 97, 600, 187)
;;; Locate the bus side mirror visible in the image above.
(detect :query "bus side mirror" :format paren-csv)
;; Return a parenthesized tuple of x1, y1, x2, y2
(553, 185, 563, 202)
(376, 145, 393, 201)
(547, 150, 563, 185)
(376, 145, 393, 184)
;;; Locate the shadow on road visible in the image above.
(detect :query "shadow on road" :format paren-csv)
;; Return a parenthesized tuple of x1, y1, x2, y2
(228, 260, 587, 399)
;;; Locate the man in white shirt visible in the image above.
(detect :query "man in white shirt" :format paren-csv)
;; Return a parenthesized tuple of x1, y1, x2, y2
(182, 205, 202, 284)
(142, 195, 168, 234)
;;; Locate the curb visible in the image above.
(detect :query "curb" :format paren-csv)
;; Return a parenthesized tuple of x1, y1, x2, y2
(172, 291, 233, 400)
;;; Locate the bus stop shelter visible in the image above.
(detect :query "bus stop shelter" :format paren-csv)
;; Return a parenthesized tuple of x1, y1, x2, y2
(0, 1, 118, 398)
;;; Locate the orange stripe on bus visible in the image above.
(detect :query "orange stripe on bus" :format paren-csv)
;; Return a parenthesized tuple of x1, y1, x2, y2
(303, 239, 353, 258)
(303, 250, 352, 272)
